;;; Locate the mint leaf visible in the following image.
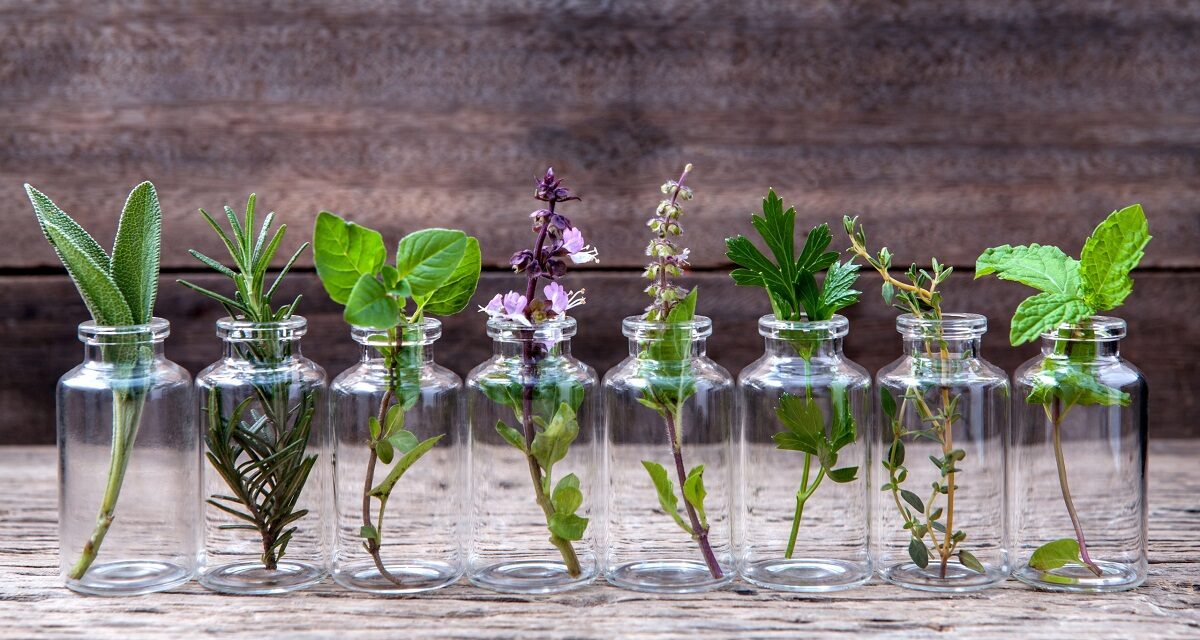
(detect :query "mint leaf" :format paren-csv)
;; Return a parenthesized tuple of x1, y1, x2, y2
(109, 182, 162, 325)
(641, 460, 691, 535)
(396, 228, 469, 299)
(1010, 292, 1094, 345)
(344, 273, 402, 328)
(975, 243, 1080, 295)
(1080, 204, 1150, 311)
(1026, 358, 1129, 407)
(1029, 537, 1083, 571)
(313, 211, 387, 305)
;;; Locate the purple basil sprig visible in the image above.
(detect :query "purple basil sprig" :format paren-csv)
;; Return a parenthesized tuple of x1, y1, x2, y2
(481, 167, 596, 326)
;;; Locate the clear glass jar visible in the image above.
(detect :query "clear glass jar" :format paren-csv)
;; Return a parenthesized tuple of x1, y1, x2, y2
(331, 320, 463, 593)
(601, 316, 734, 593)
(872, 313, 1010, 592)
(1011, 317, 1147, 592)
(466, 317, 599, 593)
(58, 318, 198, 596)
(195, 316, 330, 594)
(736, 314, 871, 592)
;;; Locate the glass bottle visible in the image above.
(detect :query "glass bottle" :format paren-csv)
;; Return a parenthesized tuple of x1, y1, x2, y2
(736, 314, 871, 592)
(58, 318, 197, 595)
(466, 317, 599, 593)
(1011, 317, 1147, 592)
(195, 316, 330, 594)
(602, 316, 735, 593)
(873, 313, 1010, 592)
(331, 320, 463, 593)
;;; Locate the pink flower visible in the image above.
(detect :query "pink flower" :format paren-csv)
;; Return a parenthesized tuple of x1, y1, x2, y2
(544, 282, 586, 315)
(562, 227, 599, 264)
(479, 291, 531, 325)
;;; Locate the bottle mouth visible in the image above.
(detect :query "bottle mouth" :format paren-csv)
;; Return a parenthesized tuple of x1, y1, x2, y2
(622, 315, 712, 340)
(78, 317, 170, 344)
(215, 316, 307, 342)
(758, 314, 848, 339)
(896, 313, 987, 339)
(352, 318, 442, 346)
(486, 316, 577, 341)
(1041, 316, 1126, 342)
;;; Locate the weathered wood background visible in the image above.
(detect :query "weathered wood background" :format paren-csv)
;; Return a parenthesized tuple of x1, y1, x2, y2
(1, 1, 1198, 443)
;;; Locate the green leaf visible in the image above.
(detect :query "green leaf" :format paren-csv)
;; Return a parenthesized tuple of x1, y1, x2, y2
(682, 464, 708, 528)
(908, 537, 929, 569)
(108, 182, 162, 324)
(369, 435, 443, 498)
(396, 228, 468, 299)
(312, 211, 387, 305)
(495, 420, 527, 452)
(827, 466, 858, 483)
(368, 416, 382, 440)
(958, 549, 986, 573)
(384, 403, 404, 437)
(975, 243, 1081, 295)
(811, 259, 861, 320)
(376, 439, 394, 465)
(530, 402, 579, 472)
(359, 524, 379, 544)
(423, 236, 482, 315)
(641, 460, 691, 535)
(829, 387, 857, 451)
(880, 387, 896, 420)
(344, 273, 402, 328)
(773, 394, 823, 454)
(1027, 358, 1130, 407)
(1079, 204, 1150, 311)
(26, 185, 137, 326)
(548, 513, 589, 541)
(645, 287, 699, 363)
(388, 430, 419, 455)
(551, 473, 583, 515)
(900, 489, 925, 513)
(1010, 292, 1095, 345)
(1029, 537, 1083, 571)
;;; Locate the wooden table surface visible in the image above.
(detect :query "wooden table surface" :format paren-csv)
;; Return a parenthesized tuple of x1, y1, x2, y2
(2, 443, 1197, 640)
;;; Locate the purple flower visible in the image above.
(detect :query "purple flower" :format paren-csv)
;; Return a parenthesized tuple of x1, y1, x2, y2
(510, 249, 538, 274)
(562, 227, 599, 264)
(479, 291, 531, 326)
(534, 167, 580, 203)
(544, 282, 586, 315)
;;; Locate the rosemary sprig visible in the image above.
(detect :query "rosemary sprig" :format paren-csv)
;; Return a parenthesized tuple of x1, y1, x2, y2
(180, 194, 317, 570)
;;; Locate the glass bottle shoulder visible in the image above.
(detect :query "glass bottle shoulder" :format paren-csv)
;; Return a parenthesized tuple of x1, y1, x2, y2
(1013, 353, 1144, 394)
(876, 353, 1009, 390)
(466, 353, 596, 389)
(332, 360, 462, 395)
(196, 355, 326, 390)
(603, 354, 732, 393)
(60, 354, 191, 393)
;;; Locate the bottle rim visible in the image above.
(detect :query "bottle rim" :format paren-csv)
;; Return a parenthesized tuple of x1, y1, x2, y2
(215, 315, 308, 341)
(78, 317, 170, 343)
(896, 312, 987, 339)
(622, 315, 712, 340)
(352, 317, 442, 346)
(1041, 316, 1126, 342)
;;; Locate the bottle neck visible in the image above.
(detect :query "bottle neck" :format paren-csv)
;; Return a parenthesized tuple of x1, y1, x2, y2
(629, 336, 707, 358)
(362, 341, 435, 365)
(493, 336, 572, 359)
(902, 335, 981, 360)
(1041, 336, 1120, 360)
(222, 337, 302, 367)
(84, 340, 164, 365)
(763, 335, 842, 360)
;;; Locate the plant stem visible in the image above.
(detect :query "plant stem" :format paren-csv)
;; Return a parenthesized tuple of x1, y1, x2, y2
(664, 410, 722, 579)
(938, 385, 955, 579)
(68, 388, 146, 579)
(785, 458, 826, 560)
(360, 330, 409, 587)
(1050, 399, 1103, 577)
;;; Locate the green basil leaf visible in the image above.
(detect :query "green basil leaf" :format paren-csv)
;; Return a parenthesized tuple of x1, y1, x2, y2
(344, 273, 401, 329)
(395, 228, 468, 298)
(423, 236, 481, 315)
(530, 402, 579, 472)
(313, 211, 386, 305)
(641, 460, 691, 535)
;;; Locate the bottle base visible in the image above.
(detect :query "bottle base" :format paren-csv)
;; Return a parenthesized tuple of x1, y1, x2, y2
(199, 560, 325, 594)
(880, 560, 1008, 592)
(740, 557, 871, 592)
(468, 560, 595, 594)
(1013, 560, 1144, 592)
(333, 559, 461, 594)
(65, 559, 193, 596)
(605, 559, 732, 593)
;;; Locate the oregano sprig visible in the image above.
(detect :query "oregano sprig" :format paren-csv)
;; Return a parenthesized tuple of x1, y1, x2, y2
(314, 212, 481, 586)
(726, 190, 862, 560)
(975, 204, 1151, 577)
(26, 181, 162, 579)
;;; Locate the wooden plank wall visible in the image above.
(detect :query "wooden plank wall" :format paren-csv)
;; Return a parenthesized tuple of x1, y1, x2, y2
(1, 1, 1197, 442)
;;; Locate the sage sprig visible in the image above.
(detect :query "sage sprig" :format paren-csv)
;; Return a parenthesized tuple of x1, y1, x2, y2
(726, 191, 861, 559)
(975, 204, 1150, 576)
(179, 195, 318, 570)
(314, 211, 480, 586)
(26, 181, 162, 579)
(844, 216, 985, 577)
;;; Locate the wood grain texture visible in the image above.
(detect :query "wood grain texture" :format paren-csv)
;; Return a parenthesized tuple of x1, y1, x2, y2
(0, 441, 1197, 639)
(2, 270, 1195, 444)
(0, 0, 1198, 269)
